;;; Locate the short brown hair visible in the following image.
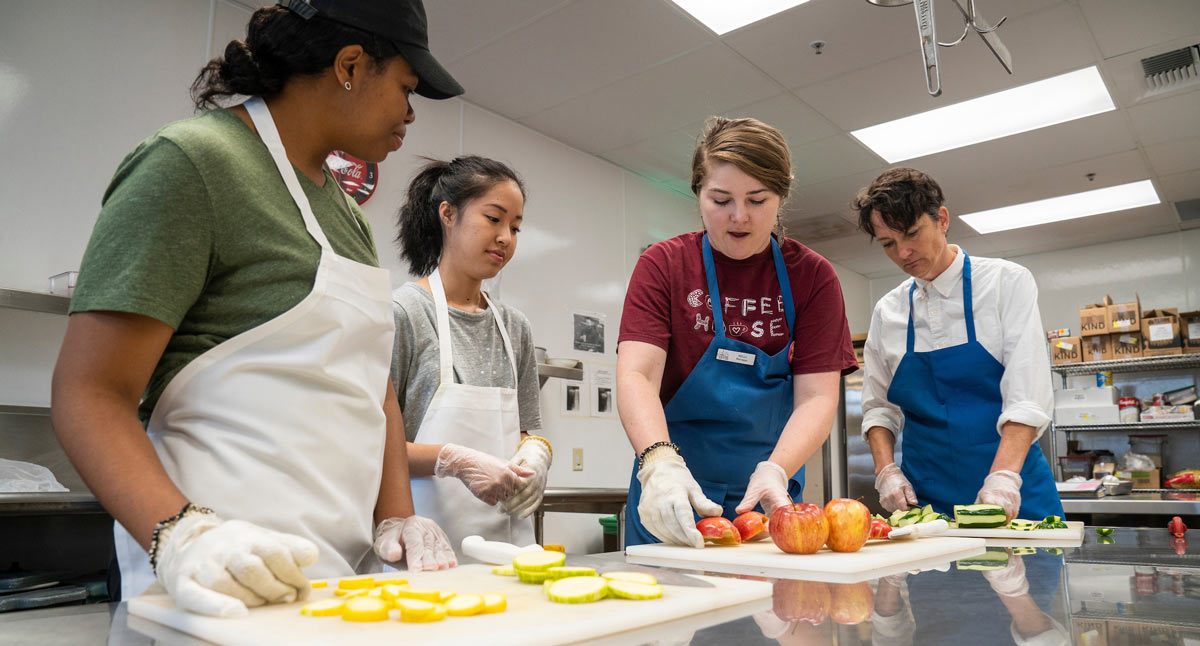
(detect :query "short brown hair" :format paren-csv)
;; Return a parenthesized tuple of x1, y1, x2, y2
(852, 167, 945, 239)
(691, 117, 792, 200)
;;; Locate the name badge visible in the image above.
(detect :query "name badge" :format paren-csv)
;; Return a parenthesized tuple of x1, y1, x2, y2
(716, 348, 756, 366)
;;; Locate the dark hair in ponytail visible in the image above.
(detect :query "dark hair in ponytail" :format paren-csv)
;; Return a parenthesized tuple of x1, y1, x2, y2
(191, 6, 402, 111)
(397, 156, 527, 277)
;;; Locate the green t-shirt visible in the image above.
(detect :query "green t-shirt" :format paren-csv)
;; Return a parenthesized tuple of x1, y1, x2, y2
(71, 109, 381, 424)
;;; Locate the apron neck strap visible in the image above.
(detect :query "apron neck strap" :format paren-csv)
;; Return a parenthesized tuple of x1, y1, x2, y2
(428, 269, 519, 386)
(904, 249, 976, 352)
(701, 234, 795, 339)
(243, 97, 333, 252)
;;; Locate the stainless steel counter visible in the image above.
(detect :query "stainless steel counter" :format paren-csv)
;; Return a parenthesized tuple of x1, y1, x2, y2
(1062, 491, 1200, 515)
(6, 528, 1199, 645)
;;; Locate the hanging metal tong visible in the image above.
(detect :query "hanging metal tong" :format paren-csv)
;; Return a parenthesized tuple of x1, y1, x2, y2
(866, 0, 1011, 96)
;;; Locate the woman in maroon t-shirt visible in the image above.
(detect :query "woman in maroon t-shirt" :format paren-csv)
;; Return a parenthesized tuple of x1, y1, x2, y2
(618, 117, 857, 547)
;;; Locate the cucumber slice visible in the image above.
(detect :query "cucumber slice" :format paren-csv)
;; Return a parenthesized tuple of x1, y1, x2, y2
(1008, 519, 1040, 531)
(919, 512, 941, 524)
(921, 504, 934, 516)
(607, 580, 663, 600)
(445, 593, 484, 616)
(601, 571, 658, 585)
(513, 551, 567, 572)
(1096, 527, 1114, 536)
(955, 547, 1010, 571)
(546, 576, 609, 604)
(896, 515, 920, 527)
(547, 566, 597, 579)
(491, 565, 516, 576)
(954, 504, 1006, 528)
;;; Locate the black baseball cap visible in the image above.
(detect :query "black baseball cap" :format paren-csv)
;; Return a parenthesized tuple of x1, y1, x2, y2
(278, 0, 464, 100)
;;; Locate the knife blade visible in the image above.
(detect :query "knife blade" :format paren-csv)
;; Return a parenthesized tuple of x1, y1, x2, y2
(460, 536, 713, 588)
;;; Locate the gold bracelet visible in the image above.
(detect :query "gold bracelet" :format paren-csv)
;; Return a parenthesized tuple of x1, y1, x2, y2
(519, 434, 553, 459)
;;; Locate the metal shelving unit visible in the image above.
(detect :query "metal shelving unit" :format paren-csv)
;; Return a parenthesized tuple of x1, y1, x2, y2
(1056, 420, 1200, 433)
(0, 287, 70, 315)
(1051, 353, 1200, 376)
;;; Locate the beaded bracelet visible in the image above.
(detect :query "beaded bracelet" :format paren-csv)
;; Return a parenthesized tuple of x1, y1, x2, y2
(637, 441, 681, 469)
(148, 502, 215, 575)
(519, 434, 553, 459)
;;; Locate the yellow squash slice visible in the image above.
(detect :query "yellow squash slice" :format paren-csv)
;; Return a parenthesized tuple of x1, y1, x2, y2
(341, 597, 389, 622)
(337, 575, 375, 590)
(444, 593, 484, 616)
(309, 581, 328, 589)
(396, 599, 447, 623)
(299, 599, 345, 617)
(392, 587, 442, 603)
(372, 576, 408, 587)
(481, 592, 507, 613)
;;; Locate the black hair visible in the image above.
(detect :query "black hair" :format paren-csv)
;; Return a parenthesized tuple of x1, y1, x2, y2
(191, 6, 402, 111)
(852, 167, 946, 239)
(397, 156, 527, 277)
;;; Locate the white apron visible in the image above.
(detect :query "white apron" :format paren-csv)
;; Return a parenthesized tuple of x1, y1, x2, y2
(114, 97, 394, 599)
(408, 268, 534, 548)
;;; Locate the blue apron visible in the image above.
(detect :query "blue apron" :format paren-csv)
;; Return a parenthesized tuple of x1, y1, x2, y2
(626, 234, 803, 546)
(886, 252, 1062, 520)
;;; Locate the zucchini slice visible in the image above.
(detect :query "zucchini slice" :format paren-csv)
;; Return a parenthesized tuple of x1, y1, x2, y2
(547, 566, 597, 579)
(513, 551, 567, 572)
(954, 504, 1006, 528)
(601, 571, 658, 585)
(1008, 519, 1040, 531)
(546, 576, 609, 604)
(607, 580, 664, 600)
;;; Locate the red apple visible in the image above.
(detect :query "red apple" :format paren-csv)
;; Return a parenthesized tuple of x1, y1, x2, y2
(829, 582, 874, 625)
(869, 518, 892, 540)
(733, 511, 770, 542)
(769, 503, 828, 554)
(824, 498, 871, 553)
(771, 578, 831, 625)
(696, 516, 741, 545)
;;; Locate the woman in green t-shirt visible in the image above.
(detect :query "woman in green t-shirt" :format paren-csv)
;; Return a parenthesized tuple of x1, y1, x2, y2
(52, 0, 462, 618)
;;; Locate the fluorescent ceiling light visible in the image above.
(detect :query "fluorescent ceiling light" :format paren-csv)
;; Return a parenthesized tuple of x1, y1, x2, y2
(669, 0, 810, 35)
(959, 180, 1160, 234)
(851, 66, 1115, 163)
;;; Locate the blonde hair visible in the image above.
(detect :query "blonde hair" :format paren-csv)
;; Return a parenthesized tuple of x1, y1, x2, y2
(690, 117, 793, 200)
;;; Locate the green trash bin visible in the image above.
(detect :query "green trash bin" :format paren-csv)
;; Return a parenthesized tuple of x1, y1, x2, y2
(599, 515, 620, 552)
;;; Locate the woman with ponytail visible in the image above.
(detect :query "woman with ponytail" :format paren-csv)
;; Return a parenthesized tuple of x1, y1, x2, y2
(390, 156, 551, 550)
(51, 1, 462, 617)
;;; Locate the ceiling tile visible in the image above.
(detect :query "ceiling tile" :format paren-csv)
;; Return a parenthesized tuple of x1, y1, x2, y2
(800, 231, 876, 262)
(425, 0, 567, 63)
(786, 213, 861, 245)
(1158, 169, 1200, 204)
(796, 3, 1097, 131)
(790, 135, 884, 187)
(790, 168, 888, 222)
(447, 0, 711, 119)
(600, 128, 698, 189)
(1078, 0, 1200, 59)
(519, 42, 780, 153)
(682, 92, 839, 149)
(1126, 89, 1200, 146)
(1145, 137, 1200, 177)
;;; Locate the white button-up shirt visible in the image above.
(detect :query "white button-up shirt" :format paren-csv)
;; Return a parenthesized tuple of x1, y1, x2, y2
(862, 246, 1053, 440)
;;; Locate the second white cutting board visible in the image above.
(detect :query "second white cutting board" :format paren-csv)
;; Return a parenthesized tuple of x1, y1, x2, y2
(626, 536, 987, 583)
(943, 520, 1084, 545)
(127, 564, 771, 646)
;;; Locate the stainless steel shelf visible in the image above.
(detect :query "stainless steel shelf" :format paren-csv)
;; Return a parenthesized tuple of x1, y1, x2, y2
(536, 363, 584, 388)
(0, 287, 70, 315)
(1051, 353, 1200, 375)
(1061, 492, 1200, 515)
(1057, 420, 1200, 432)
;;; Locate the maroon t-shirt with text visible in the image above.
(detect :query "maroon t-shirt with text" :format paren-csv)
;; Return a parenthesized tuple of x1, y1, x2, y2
(619, 231, 858, 404)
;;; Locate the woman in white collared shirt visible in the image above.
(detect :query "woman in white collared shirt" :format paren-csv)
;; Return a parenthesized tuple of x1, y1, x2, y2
(854, 167, 1062, 522)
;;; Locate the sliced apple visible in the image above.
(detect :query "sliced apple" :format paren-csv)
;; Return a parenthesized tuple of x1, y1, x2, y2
(696, 516, 741, 545)
(733, 511, 770, 542)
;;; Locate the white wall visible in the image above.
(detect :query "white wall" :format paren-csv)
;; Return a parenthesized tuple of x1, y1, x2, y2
(0, 0, 874, 553)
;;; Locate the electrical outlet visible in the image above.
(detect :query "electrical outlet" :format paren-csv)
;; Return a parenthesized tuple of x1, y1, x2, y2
(572, 448, 584, 471)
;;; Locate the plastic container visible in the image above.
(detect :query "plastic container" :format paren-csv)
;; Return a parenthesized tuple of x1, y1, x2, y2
(1058, 455, 1095, 480)
(48, 271, 78, 297)
(1096, 371, 1113, 387)
(599, 515, 620, 553)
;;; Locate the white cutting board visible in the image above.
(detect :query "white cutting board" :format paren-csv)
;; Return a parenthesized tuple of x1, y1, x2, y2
(127, 564, 771, 646)
(944, 521, 1084, 545)
(625, 536, 986, 583)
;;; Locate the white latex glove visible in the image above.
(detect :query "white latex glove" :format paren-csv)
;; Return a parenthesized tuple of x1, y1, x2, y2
(501, 438, 552, 519)
(735, 461, 792, 516)
(373, 516, 457, 572)
(435, 443, 533, 505)
(752, 610, 793, 639)
(975, 470, 1023, 521)
(875, 463, 919, 513)
(636, 451, 723, 548)
(983, 554, 1030, 598)
(154, 514, 317, 618)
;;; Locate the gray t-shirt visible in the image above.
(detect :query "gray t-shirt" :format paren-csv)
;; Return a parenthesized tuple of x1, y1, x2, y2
(391, 282, 543, 441)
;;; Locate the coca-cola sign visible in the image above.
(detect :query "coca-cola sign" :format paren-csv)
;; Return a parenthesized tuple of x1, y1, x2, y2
(326, 151, 378, 205)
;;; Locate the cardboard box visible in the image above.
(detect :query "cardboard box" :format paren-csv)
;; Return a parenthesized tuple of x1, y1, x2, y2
(1142, 308, 1183, 357)
(1050, 336, 1083, 365)
(1115, 468, 1160, 488)
(1083, 334, 1113, 361)
(1110, 332, 1143, 359)
(1054, 387, 1118, 407)
(1182, 311, 1200, 355)
(1072, 618, 1107, 646)
(1079, 296, 1112, 337)
(1055, 404, 1120, 425)
(1108, 295, 1141, 333)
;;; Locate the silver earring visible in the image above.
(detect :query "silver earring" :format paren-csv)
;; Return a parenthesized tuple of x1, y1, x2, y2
(344, 81, 352, 91)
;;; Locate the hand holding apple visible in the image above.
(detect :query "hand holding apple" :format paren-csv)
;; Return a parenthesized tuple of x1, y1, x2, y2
(695, 517, 741, 545)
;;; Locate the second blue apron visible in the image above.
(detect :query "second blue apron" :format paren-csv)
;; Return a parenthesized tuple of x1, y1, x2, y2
(626, 234, 802, 546)
(886, 252, 1062, 520)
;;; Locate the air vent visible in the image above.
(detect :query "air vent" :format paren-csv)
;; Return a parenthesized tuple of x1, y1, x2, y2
(1175, 198, 1200, 222)
(1141, 45, 1200, 93)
